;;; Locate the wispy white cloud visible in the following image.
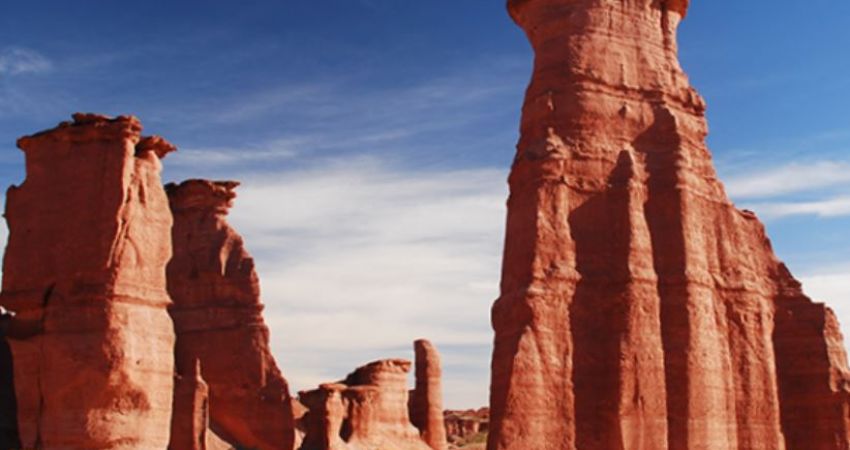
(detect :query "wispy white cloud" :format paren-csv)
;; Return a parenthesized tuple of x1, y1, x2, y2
(742, 196, 850, 220)
(0, 47, 52, 76)
(169, 138, 302, 167)
(225, 156, 506, 408)
(725, 160, 850, 200)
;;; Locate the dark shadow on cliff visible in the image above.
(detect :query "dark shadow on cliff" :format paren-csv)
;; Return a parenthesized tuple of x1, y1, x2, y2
(0, 312, 21, 449)
(635, 103, 689, 450)
(569, 151, 638, 449)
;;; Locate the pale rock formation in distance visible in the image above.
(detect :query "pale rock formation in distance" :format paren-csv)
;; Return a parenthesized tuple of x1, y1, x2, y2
(0, 113, 176, 448)
(166, 179, 296, 450)
(489, 1, 850, 449)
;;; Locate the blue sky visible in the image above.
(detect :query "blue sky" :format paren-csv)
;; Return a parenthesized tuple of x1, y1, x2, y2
(0, 1, 848, 409)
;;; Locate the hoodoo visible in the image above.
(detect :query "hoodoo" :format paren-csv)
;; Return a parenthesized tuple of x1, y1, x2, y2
(409, 339, 448, 450)
(1, 114, 176, 448)
(166, 179, 295, 450)
(489, 1, 850, 450)
(299, 355, 439, 450)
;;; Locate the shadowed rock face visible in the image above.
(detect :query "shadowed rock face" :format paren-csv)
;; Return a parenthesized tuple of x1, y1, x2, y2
(299, 358, 435, 450)
(0, 308, 20, 449)
(166, 179, 295, 450)
(489, 1, 850, 450)
(410, 340, 448, 450)
(0, 113, 176, 448)
(169, 360, 210, 450)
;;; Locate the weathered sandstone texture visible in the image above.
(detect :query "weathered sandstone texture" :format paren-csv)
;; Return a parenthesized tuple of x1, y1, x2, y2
(444, 408, 489, 447)
(489, 1, 850, 450)
(0, 113, 176, 448)
(169, 360, 210, 450)
(299, 358, 435, 450)
(167, 179, 295, 450)
(409, 340, 448, 450)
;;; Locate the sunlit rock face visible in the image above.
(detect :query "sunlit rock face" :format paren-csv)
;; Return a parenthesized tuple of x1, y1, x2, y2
(1, 113, 176, 448)
(489, 1, 850, 449)
(409, 339, 448, 450)
(167, 179, 296, 450)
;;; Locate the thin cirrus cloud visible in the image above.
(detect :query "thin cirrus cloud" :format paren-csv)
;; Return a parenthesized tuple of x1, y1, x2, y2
(0, 47, 51, 76)
(724, 160, 850, 199)
(723, 159, 850, 220)
(224, 156, 507, 408)
(741, 196, 850, 221)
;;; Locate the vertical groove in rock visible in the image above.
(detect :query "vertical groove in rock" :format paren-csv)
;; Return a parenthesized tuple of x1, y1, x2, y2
(169, 360, 210, 450)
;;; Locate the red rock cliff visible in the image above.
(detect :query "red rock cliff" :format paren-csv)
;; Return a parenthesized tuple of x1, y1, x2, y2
(489, 1, 850, 450)
(1, 113, 176, 448)
(166, 179, 295, 450)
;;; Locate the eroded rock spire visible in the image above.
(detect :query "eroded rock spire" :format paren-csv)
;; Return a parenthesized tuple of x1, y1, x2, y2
(1, 113, 176, 448)
(166, 179, 296, 450)
(489, 1, 850, 449)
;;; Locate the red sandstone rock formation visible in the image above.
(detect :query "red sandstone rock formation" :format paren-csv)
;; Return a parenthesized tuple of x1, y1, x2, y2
(299, 384, 351, 450)
(489, 1, 850, 450)
(0, 113, 176, 448)
(166, 179, 295, 450)
(299, 358, 434, 450)
(410, 340, 448, 450)
(170, 360, 210, 450)
(444, 408, 489, 447)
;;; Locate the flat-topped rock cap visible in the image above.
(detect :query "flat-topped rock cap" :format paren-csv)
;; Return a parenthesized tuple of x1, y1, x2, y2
(166, 179, 240, 213)
(507, 0, 689, 24)
(137, 135, 176, 159)
(16, 113, 176, 160)
(343, 359, 413, 384)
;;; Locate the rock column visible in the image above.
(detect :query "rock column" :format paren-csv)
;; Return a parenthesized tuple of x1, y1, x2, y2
(489, 1, 850, 449)
(409, 339, 448, 450)
(0, 113, 176, 448)
(167, 179, 295, 450)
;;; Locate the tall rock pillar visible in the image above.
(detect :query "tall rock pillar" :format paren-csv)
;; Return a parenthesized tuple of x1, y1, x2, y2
(166, 179, 295, 450)
(409, 339, 448, 450)
(489, 1, 850, 450)
(0, 113, 176, 448)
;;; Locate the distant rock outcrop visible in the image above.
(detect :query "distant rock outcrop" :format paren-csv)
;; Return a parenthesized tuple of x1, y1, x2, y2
(299, 355, 440, 450)
(1, 113, 176, 448)
(444, 408, 488, 448)
(166, 179, 295, 450)
(489, 1, 850, 449)
(409, 340, 448, 450)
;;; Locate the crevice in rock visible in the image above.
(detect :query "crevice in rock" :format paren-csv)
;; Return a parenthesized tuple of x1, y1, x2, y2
(34, 283, 55, 449)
